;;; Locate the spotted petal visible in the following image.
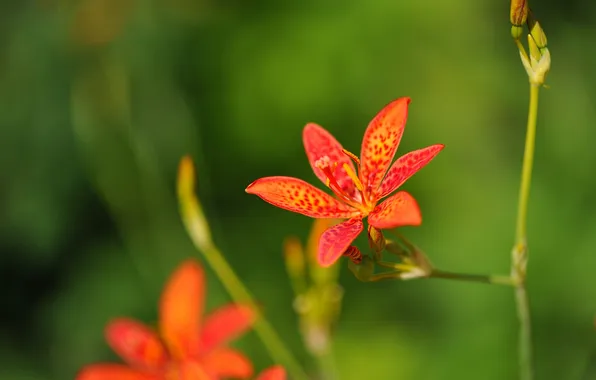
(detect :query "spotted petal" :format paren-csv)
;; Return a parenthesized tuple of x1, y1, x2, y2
(105, 318, 167, 370)
(360, 98, 410, 197)
(159, 260, 204, 360)
(75, 364, 158, 380)
(368, 191, 421, 229)
(303, 123, 356, 196)
(199, 304, 255, 354)
(246, 176, 357, 218)
(318, 218, 363, 267)
(377, 144, 444, 199)
(256, 366, 286, 380)
(202, 348, 254, 379)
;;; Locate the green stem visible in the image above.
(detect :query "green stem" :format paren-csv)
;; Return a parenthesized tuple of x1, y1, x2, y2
(512, 83, 540, 380)
(314, 349, 338, 380)
(429, 269, 515, 286)
(178, 158, 309, 380)
(515, 84, 540, 244)
(515, 282, 533, 380)
(200, 242, 309, 380)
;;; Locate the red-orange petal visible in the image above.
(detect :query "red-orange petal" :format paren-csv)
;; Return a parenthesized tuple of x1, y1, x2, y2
(199, 304, 256, 354)
(303, 123, 357, 197)
(75, 364, 158, 380)
(159, 259, 204, 360)
(245, 176, 358, 219)
(368, 191, 421, 229)
(256, 365, 286, 380)
(318, 218, 363, 267)
(105, 318, 168, 370)
(202, 348, 254, 379)
(360, 98, 410, 197)
(377, 144, 444, 199)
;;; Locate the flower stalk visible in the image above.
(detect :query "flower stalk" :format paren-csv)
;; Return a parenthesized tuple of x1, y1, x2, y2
(346, 229, 515, 286)
(510, 2, 550, 378)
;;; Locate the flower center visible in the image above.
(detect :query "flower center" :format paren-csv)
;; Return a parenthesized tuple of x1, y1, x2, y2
(315, 150, 373, 214)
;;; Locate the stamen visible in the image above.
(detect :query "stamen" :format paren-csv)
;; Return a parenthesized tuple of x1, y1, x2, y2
(342, 163, 364, 192)
(342, 149, 360, 165)
(341, 148, 369, 207)
(315, 156, 362, 209)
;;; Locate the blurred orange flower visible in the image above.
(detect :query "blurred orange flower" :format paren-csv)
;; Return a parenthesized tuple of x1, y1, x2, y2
(254, 365, 286, 380)
(76, 259, 257, 380)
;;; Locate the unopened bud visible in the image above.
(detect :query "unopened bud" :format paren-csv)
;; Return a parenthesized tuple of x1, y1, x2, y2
(510, 0, 529, 26)
(178, 156, 214, 251)
(367, 226, 386, 255)
(348, 256, 374, 282)
(510, 0, 528, 39)
(283, 237, 306, 295)
(528, 17, 547, 50)
(519, 36, 550, 85)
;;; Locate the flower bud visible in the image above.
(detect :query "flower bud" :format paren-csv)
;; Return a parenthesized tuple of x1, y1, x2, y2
(515, 11, 550, 85)
(528, 17, 547, 51)
(510, 0, 529, 39)
(510, 0, 529, 26)
(367, 226, 386, 255)
(283, 237, 307, 295)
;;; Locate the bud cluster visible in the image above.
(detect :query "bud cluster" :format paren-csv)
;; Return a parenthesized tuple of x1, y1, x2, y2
(510, 1, 550, 85)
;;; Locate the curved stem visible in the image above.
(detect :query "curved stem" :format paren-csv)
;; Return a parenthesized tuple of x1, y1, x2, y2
(178, 157, 309, 380)
(511, 83, 540, 380)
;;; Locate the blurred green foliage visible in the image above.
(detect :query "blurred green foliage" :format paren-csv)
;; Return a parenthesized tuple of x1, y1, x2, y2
(1, 0, 596, 379)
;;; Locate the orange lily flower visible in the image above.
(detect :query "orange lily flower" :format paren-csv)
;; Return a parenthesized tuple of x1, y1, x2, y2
(76, 259, 256, 380)
(246, 98, 443, 267)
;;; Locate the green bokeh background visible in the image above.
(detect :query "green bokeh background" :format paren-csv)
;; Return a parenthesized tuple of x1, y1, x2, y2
(1, 0, 595, 379)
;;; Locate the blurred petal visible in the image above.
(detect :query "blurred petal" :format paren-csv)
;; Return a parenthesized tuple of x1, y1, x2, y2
(202, 348, 254, 379)
(160, 259, 204, 359)
(368, 191, 422, 229)
(246, 176, 358, 218)
(318, 218, 363, 267)
(76, 364, 157, 380)
(377, 144, 444, 199)
(256, 365, 286, 380)
(360, 98, 410, 196)
(199, 304, 256, 353)
(105, 318, 167, 370)
(303, 123, 356, 196)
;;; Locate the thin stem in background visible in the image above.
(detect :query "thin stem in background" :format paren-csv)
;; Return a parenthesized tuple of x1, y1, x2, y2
(430, 269, 515, 287)
(512, 83, 541, 380)
(177, 157, 310, 380)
